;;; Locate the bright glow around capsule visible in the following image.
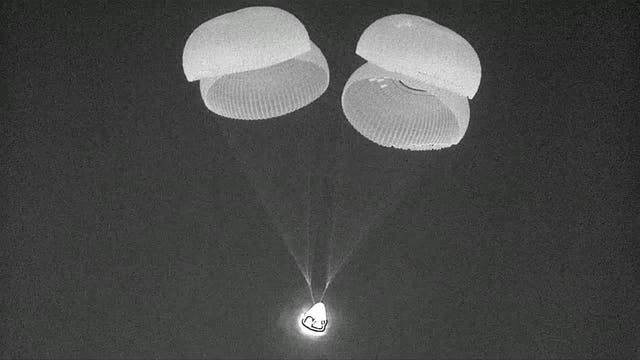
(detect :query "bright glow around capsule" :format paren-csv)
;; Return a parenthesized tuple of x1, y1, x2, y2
(299, 302, 327, 336)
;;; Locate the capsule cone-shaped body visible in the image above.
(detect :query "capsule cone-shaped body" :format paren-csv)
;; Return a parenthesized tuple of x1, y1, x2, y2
(301, 302, 327, 333)
(342, 14, 481, 150)
(183, 7, 329, 120)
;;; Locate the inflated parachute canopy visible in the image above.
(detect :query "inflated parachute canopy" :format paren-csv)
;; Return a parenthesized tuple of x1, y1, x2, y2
(183, 7, 329, 120)
(341, 14, 481, 150)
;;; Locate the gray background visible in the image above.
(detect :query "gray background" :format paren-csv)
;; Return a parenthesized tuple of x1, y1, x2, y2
(2, 0, 639, 358)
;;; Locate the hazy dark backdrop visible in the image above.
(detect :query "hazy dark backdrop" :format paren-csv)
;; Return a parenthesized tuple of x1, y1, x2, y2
(2, 0, 639, 358)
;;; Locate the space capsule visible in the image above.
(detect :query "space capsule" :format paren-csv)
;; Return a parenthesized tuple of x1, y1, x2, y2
(301, 302, 327, 333)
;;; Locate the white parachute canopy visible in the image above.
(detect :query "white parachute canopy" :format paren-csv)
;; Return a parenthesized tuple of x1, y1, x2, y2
(183, 7, 329, 120)
(341, 14, 482, 150)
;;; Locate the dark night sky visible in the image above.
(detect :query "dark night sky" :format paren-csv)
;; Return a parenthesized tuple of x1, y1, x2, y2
(2, 0, 639, 358)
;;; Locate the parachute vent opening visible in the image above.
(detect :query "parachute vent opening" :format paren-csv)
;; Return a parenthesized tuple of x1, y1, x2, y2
(397, 79, 429, 93)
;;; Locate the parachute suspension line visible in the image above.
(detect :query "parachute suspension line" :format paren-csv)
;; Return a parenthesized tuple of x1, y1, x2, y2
(328, 226, 366, 286)
(323, 116, 348, 297)
(303, 117, 315, 303)
(320, 280, 330, 302)
(324, 176, 338, 298)
(295, 123, 310, 301)
(306, 168, 314, 303)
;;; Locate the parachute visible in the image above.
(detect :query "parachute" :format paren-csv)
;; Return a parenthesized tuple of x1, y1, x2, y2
(183, 7, 329, 119)
(181, 10, 482, 336)
(341, 14, 481, 150)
